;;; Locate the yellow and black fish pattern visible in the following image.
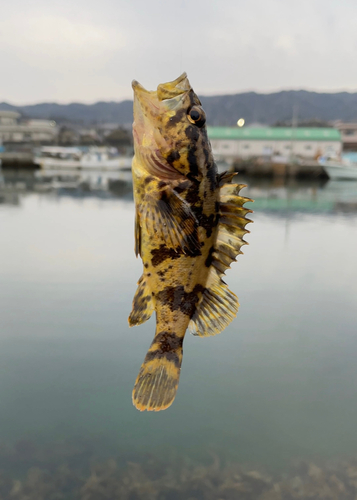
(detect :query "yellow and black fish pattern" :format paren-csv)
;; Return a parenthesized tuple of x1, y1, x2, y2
(129, 73, 253, 411)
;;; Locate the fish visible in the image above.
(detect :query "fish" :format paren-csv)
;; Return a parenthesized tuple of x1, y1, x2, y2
(129, 73, 253, 412)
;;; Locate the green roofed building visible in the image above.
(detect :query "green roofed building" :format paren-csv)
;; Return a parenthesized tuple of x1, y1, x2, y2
(207, 127, 342, 163)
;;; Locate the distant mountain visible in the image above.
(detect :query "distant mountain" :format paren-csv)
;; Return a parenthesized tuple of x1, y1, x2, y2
(0, 100, 134, 127)
(2, 90, 357, 126)
(199, 90, 357, 126)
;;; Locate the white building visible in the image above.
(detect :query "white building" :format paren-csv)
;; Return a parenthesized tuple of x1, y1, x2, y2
(334, 122, 357, 151)
(0, 111, 57, 144)
(208, 127, 342, 163)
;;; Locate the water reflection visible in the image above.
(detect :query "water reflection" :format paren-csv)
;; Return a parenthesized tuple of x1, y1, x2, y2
(0, 168, 134, 204)
(1, 167, 357, 213)
(0, 168, 357, 495)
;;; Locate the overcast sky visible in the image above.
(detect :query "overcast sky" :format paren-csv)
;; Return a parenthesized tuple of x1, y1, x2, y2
(1, 0, 356, 104)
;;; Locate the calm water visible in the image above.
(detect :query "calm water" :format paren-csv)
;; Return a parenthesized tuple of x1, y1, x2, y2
(1, 169, 357, 475)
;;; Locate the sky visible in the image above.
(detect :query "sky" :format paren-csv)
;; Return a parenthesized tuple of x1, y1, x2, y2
(1, 0, 357, 104)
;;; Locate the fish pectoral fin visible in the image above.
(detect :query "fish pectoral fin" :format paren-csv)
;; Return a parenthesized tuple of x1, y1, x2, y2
(128, 275, 154, 327)
(142, 187, 200, 255)
(211, 181, 253, 276)
(188, 269, 239, 337)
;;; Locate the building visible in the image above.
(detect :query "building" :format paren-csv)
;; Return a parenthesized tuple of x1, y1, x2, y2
(208, 127, 342, 164)
(0, 111, 57, 144)
(334, 122, 357, 151)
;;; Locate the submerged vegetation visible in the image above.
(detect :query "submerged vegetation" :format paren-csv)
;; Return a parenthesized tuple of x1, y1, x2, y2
(0, 439, 357, 499)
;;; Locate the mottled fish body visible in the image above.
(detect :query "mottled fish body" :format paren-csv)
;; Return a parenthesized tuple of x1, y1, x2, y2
(129, 73, 252, 411)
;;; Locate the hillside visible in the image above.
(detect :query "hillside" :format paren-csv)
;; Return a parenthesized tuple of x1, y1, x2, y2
(1, 90, 357, 126)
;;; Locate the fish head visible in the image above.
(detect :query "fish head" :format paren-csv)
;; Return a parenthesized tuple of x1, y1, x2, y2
(132, 73, 212, 181)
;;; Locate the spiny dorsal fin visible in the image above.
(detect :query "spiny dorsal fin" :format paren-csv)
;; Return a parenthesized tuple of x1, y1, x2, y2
(218, 171, 236, 186)
(211, 182, 253, 276)
(188, 269, 239, 337)
(188, 180, 253, 337)
(142, 186, 200, 255)
(128, 275, 154, 327)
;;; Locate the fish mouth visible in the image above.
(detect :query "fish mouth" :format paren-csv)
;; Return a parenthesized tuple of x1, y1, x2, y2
(132, 74, 192, 179)
(132, 73, 191, 133)
(132, 72, 191, 113)
(132, 72, 190, 135)
(132, 72, 190, 96)
(132, 80, 159, 118)
(156, 72, 191, 101)
(132, 81, 158, 153)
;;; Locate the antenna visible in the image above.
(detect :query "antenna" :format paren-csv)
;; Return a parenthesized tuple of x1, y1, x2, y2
(290, 104, 298, 162)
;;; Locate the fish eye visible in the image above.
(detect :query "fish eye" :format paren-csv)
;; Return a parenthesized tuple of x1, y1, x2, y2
(190, 109, 200, 121)
(188, 106, 206, 127)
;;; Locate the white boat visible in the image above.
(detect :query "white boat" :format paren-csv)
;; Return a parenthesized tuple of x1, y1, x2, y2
(34, 146, 132, 171)
(34, 168, 133, 190)
(318, 155, 357, 180)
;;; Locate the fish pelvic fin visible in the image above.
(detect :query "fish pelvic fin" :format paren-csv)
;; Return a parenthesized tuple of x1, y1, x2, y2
(132, 331, 183, 411)
(128, 275, 154, 327)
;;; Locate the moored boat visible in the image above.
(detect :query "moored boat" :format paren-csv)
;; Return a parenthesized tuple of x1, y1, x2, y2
(318, 155, 357, 180)
(34, 146, 132, 171)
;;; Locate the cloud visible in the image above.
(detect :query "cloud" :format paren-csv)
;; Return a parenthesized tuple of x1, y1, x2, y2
(0, 14, 126, 70)
(1, 0, 357, 102)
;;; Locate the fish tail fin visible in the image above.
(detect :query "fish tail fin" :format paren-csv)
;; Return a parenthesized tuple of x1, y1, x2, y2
(132, 331, 183, 412)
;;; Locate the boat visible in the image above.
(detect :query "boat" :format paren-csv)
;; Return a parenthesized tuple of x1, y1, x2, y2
(34, 146, 132, 171)
(34, 168, 133, 190)
(318, 154, 357, 180)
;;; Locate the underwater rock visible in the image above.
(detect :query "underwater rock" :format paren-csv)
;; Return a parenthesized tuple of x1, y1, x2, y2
(1, 441, 357, 499)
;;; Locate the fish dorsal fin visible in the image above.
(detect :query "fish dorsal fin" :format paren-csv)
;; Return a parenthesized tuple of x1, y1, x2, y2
(128, 275, 154, 327)
(188, 179, 253, 337)
(188, 269, 239, 336)
(211, 181, 253, 275)
(218, 171, 236, 186)
(142, 186, 200, 255)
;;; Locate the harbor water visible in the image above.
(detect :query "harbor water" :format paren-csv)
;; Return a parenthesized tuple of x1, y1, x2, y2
(1, 169, 357, 497)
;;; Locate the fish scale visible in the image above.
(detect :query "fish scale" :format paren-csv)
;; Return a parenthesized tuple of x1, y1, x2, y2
(129, 73, 253, 411)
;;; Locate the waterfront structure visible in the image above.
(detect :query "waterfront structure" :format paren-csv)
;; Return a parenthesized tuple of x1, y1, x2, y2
(0, 111, 57, 144)
(334, 122, 357, 151)
(208, 127, 342, 164)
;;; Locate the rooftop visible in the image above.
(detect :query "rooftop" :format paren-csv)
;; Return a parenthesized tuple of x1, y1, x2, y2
(335, 123, 357, 130)
(0, 110, 20, 119)
(207, 127, 341, 141)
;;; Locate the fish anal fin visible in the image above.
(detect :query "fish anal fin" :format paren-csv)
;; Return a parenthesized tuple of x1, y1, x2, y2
(128, 275, 154, 327)
(142, 186, 200, 255)
(188, 270, 239, 337)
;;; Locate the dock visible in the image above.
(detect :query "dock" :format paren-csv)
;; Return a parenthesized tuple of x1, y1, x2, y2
(0, 151, 36, 168)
